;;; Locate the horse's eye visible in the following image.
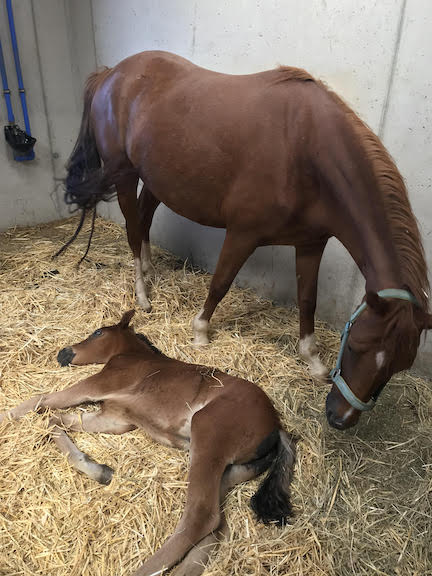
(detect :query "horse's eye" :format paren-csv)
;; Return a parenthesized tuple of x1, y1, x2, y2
(93, 329, 102, 337)
(347, 344, 353, 353)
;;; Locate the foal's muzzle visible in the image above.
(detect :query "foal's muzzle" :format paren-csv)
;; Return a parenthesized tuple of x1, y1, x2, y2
(57, 347, 76, 366)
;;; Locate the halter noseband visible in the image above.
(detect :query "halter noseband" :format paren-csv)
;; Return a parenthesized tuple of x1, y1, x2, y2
(329, 289, 419, 412)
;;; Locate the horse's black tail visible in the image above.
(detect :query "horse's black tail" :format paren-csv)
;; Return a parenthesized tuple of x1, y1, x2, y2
(64, 68, 114, 211)
(250, 430, 296, 526)
(54, 69, 115, 261)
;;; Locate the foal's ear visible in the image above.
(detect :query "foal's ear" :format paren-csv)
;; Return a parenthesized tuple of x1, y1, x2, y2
(366, 291, 389, 316)
(119, 309, 135, 328)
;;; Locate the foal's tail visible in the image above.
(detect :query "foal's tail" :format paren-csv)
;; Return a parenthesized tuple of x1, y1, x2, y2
(250, 430, 296, 525)
(54, 68, 113, 260)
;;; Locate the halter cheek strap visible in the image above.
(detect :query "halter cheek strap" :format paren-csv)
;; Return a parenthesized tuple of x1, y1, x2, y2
(329, 289, 419, 412)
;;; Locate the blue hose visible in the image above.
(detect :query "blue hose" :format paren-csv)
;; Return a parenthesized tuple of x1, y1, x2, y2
(6, 0, 35, 160)
(0, 37, 15, 123)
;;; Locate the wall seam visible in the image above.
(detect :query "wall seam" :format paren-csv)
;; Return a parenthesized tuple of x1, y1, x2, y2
(29, 0, 62, 216)
(89, 0, 98, 67)
(378, 0, 407, 139)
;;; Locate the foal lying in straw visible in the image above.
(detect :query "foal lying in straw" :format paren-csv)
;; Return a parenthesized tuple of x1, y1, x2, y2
(0, 310, 296, 576)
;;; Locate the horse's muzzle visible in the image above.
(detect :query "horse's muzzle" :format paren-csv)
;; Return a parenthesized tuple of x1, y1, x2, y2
(57, 347, 76, 366)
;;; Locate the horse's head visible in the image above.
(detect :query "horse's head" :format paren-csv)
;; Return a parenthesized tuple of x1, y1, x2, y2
(57, 310, 136, 366)
(326, 291, 432, 429)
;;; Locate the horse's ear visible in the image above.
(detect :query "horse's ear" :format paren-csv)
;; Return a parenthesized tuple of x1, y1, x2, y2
(119, 309, 135, 328)
(366, 291, 389, 316)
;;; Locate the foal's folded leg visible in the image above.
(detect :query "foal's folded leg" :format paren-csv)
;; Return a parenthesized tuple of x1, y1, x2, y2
(49, 410, 136, 485)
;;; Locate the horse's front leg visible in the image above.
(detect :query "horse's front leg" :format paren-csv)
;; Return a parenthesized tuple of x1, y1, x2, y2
(296, 240, 328, 379)
(192, 231, 256, 345)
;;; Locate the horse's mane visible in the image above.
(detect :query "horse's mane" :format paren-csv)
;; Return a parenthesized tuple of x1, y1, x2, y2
(322, 85, 429, 310)
(276, 65, 429, 311)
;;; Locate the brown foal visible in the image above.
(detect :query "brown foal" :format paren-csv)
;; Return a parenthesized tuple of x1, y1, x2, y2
(0, 310, 296, 576)
(60, 51, 431, 429)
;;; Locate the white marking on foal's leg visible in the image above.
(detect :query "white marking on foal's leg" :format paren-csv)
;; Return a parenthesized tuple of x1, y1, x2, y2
(299, 334, 328, 380)
(192, 307, 209, 346)
(141, 241, 152, 275)
(135, 257, 151, 311)
(376, 350, 386, 370)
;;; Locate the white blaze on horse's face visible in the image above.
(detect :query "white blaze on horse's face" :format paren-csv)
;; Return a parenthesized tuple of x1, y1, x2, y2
(299, 334, 328, 379)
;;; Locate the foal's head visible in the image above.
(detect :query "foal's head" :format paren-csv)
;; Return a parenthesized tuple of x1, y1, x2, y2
(57, 310, 140, 366)
(326, 292, 431, 429)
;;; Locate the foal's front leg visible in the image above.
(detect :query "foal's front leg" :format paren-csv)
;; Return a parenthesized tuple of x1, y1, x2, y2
(296, 241, 328, 379)
(49, 410, 136, 485)
(0, 375, 105, 424)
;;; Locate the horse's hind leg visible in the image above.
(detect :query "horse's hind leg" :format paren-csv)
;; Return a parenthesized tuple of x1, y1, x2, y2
(117, 174, 152, 311)
(138, 186, 160, 275)
(296, 240, 328, 379)
(193, 231, 256, 345)
(49, 409, 136, 485)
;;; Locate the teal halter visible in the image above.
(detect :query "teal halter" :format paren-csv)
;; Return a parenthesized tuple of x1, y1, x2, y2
(329, 289, 419, 412)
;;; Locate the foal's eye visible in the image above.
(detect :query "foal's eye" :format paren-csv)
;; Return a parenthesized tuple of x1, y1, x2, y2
(93, 329, 102, 337)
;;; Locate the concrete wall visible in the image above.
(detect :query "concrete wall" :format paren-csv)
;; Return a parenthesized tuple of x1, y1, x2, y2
(0, 0, 95, 230)
(89, 0, 432, 372)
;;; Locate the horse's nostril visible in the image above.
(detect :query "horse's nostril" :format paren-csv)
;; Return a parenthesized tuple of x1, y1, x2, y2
(57, 347, 76, 367)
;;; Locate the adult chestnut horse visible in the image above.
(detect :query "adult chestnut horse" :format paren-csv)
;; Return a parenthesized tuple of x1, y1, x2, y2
(0, 310, 296, 576)
(62, 51, 431, 430)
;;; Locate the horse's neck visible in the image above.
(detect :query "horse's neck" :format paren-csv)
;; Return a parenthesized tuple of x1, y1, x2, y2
(333, 194, 402, 292)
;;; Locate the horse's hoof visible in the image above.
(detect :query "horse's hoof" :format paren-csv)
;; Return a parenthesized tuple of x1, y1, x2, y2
(192, 335, 209, 347)
(137, 298, 152, 313)
(308, 360, 328, 381)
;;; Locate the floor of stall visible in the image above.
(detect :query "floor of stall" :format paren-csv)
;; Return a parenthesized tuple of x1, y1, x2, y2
(0, 216, 430, 575)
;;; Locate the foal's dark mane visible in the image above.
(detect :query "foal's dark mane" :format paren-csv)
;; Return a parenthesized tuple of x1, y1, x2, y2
(277, 65, 430, 311)
(136, 332, 164, 355)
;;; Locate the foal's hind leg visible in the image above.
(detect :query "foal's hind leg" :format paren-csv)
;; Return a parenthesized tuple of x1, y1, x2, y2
(296, 241, 328, 379)
(132, 400, 244, 576)
(117, 174, 151, 311)
(138, 186, 160, 275)
(193, 231, 256, 345)
(172, 455, 274, 576)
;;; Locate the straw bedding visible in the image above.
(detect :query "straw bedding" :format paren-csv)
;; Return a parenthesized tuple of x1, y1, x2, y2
(0, 216, 431, 576)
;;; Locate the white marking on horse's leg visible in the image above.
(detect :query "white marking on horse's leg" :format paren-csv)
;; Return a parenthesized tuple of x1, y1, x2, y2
(299, 334, 328, 379)
(376, 350, 386, 370)
(141, 241, 152, 275)
(192, 307, 209, 346)
(135, 257, 151, 312)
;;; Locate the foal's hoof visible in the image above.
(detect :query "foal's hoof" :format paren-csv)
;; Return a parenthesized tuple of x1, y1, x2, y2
(98, 464, 115, 485)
